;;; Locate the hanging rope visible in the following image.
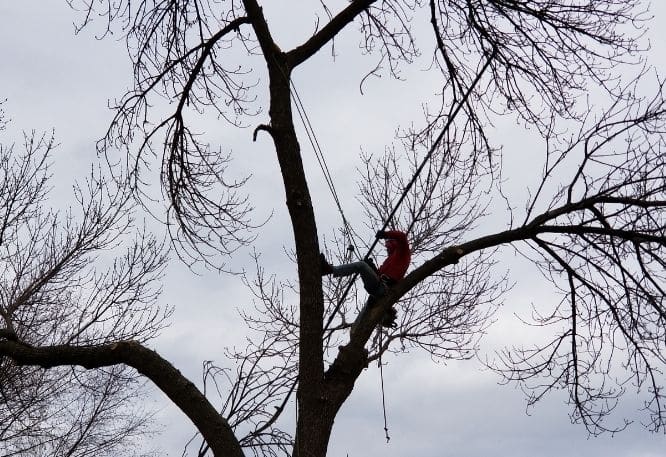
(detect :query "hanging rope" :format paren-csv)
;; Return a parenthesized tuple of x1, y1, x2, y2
(323, 48, 497, 332)
(378, 329, 391, 443)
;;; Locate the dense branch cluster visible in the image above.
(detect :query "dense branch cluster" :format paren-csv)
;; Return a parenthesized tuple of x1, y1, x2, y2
(491, 81, 666, 433)
(0, 112, 169, 456)
(2, 1, 665, 457)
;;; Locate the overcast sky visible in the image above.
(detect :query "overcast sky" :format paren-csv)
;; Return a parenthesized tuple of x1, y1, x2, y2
(2, 2, 666, 457)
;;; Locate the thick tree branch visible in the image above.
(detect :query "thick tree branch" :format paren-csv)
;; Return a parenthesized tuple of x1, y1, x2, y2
(287, 0, 377, 68)
(0, 339, 245, 457)
(325, 193, 665, 401)
(538, 225, 664, 244)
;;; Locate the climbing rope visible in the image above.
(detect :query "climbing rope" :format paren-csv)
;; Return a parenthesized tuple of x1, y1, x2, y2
(289, 76, 366, 257)
(267, 51, 365, 261)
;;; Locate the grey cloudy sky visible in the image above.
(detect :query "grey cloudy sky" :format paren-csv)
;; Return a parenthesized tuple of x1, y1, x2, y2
(2, 2, 666, 457)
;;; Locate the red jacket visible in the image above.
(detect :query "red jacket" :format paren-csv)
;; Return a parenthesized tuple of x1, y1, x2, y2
(378, 230, 411, 282)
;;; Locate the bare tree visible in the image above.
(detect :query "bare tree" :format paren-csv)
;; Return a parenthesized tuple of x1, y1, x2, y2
(2, 2, 666, 457)
(0, 108, 169, 456)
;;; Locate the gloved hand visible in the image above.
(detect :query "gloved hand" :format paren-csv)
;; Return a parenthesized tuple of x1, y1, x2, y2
(375, 230, 387, 239)
(364, 257, 378, 273)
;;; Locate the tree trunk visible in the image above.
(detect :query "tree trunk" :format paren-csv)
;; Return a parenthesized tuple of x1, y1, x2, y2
(264, 45, 331, 457)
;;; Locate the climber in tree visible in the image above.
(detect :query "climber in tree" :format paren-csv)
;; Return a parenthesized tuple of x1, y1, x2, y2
(321, 230, 411, 328)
